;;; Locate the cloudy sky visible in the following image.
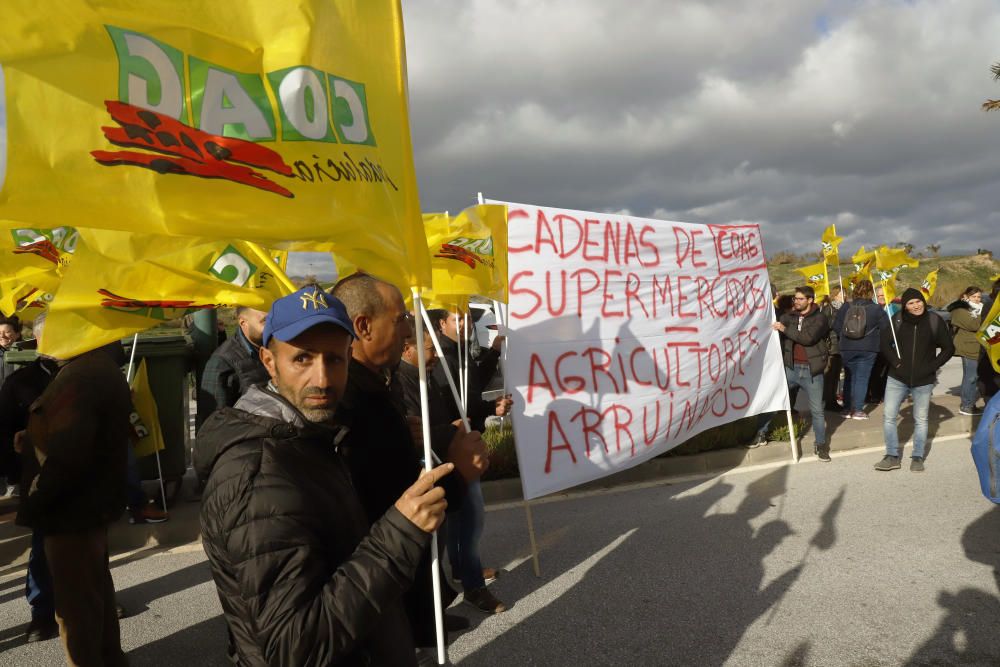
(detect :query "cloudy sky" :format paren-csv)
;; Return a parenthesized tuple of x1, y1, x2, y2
(402, 0, 1000, 257)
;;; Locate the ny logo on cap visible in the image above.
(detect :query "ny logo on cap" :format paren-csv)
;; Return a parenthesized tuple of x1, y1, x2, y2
(300, 290, 329, 310)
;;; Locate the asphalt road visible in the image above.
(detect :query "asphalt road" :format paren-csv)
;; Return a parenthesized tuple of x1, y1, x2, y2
(0, 433, 996, 666)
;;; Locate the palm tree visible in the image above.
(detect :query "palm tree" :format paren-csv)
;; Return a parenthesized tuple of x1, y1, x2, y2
(983, 63, 1000, 111)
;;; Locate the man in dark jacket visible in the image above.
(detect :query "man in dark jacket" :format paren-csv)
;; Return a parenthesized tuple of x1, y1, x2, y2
(426, 309, 509, 432)
(198, 306, 269, 423)
(332, 275, 491, 647)
(773, 285, 831, 461)
(16, 345, 132, 666)
(393, 330, 487, 488)
(197, 286, 453, 666)
(875, 287, 955, 472)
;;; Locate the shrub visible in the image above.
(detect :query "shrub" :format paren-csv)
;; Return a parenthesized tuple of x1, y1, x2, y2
(482, 420, 519, 480)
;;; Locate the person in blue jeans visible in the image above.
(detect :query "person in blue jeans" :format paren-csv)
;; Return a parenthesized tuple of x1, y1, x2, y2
(772, 285, 831, 461)
(833, 279, 889, 419)
(875, 288, 954, 472)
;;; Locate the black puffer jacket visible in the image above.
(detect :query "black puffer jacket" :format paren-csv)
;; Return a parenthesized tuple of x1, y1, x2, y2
(196, 386, 428, 666)
(881, 309, 955, 388)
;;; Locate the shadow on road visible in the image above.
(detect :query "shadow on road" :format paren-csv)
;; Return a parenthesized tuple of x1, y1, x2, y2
(116, 560, 215, 617)
(904, 506, 1000, 666)
(454, 466, 846, 665)
(127, 615, 229, 666)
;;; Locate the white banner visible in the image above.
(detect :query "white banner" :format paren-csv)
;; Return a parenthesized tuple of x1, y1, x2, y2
(496, 201, 789, 499)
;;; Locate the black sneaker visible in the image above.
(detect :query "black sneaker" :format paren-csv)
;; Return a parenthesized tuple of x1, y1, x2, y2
(25, 617, 58, 643)
(959, 406, 983, 416)
(874, 455, 901, 471)
(910, 457, 925, 472)
(816, 446, 831, 462)
(464, 587, 507, 614)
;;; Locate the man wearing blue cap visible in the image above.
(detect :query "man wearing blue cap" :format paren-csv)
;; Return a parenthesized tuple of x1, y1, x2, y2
(196, 285, 454, 666)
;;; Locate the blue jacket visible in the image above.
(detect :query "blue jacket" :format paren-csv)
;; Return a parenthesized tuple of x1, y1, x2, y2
(833, 300, 889, 355)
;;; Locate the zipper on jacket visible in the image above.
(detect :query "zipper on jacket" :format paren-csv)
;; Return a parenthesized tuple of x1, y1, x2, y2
(909, 322, 917, 385)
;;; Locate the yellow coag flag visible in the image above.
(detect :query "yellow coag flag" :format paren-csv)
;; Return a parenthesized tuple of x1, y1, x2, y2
(919, 269, 939, 300)
(821, 225, 843, 263)
(793, 261, 830, 298)
(978, 296, 1000, 373)
(424, 204, 509, 303)
(0, 227, 77, 299)
(874, 270, 897, 304)
(849, 246, 876, 288)
(40, 229, 296, 359)
(0, 1, 430, 288)
(130, 358, 165, 458)
(875, 246, 919, 274)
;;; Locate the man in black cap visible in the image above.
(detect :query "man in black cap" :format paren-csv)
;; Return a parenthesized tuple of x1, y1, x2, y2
(874, 287, 954, 472)
(196, 286, 454, 665)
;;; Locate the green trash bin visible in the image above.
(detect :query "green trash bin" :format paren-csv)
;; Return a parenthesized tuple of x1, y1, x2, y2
(126, 332, 194, 492)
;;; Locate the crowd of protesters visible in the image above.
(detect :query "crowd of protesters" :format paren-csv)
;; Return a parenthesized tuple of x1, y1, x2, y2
(762, 276, 1000, 472)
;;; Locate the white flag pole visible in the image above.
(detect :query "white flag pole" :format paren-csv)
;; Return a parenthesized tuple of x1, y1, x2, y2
(412, 289, 447, 665)
(125, 333, 139, 383)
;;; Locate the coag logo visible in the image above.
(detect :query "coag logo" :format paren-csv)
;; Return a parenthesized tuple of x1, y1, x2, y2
(982, 315, 1000, 346)
(434, 236, 495, 270)
(10, 227, 78, 267)
(105, 26, 373, 145)
(209, 245, 257, 287)
(90, 26, 389, 199)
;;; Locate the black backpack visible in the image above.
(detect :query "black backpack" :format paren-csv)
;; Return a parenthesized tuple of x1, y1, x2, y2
(843, 303, 868, 339)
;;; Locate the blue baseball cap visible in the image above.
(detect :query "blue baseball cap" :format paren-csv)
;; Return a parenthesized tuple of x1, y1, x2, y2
(262, 286, 355, 347)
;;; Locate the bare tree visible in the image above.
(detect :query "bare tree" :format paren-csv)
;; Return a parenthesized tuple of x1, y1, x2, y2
(925, 243, 941, 258)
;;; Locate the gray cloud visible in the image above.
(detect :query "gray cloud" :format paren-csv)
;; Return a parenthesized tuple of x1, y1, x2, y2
(403, 0, 1000, 256)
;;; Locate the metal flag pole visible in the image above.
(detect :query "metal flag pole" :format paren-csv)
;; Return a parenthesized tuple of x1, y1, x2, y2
(125, 333, 169, 512)
(411, 289, 447, 666)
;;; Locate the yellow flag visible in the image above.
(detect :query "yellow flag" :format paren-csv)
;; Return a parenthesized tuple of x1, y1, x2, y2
(424, 205, 508, 303)
(874, 270, 897, 304)
(919, 269, 939, 300)
(0, 1, 430, 288)
(848, 246, 876, 288)
(793, 261, 830, 298)
(130, 359, 165, 458)
(40, 230, 296, 359)
(875, 246, 919, 273)
(821, 225, 843, 262)
(979, 296, 1000, 374)
(0, 227, 77, 298)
